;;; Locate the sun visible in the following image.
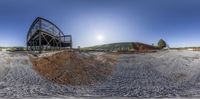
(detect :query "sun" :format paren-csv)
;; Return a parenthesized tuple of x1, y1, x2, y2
(96, 34, 104, 41)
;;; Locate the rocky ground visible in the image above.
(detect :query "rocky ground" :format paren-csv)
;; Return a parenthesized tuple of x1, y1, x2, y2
(86, 50, 200, 97)
(1, 50, 200, 98)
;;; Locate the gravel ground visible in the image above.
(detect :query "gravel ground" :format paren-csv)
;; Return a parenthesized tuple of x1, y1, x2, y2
(0, 51, 76, 98)
(85, 50, 200, 97)
(1, 50, 200, 98)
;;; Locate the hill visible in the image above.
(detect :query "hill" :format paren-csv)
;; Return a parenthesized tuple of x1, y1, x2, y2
(82, 42, 134, 52)
(82, 42, 160, 52)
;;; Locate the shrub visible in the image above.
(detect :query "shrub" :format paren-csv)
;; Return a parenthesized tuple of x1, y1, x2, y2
(158, 39, 166, 49)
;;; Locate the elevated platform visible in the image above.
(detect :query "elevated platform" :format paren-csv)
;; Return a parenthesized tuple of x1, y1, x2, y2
(27, 17, 72, 53)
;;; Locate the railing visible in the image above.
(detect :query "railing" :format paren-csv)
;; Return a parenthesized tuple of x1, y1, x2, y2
(27, 17, 72, 53)
(27, 17, 65, 42)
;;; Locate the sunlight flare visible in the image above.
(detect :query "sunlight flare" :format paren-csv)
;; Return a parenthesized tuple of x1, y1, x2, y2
(96, 34, 104, 41)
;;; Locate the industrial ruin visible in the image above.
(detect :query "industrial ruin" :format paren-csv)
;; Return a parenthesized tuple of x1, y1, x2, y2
(27, 17, 72, 53)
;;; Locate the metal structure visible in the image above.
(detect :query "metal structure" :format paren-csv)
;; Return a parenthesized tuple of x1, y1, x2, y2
(27, 17, 72, 53)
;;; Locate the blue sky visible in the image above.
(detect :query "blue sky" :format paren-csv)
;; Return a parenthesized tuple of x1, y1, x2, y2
(0, 0, 200, 47)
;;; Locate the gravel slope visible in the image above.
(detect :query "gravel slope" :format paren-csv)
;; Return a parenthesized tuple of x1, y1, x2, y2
(1, 50, 200, 98)
(0, 51, 76, 98)
(86, 50, 200, 97)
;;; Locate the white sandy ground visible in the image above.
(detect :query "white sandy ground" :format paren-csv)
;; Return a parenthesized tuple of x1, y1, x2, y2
(1, 50, 200, 98)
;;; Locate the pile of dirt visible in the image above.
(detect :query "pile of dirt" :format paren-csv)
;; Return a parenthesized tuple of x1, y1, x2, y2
(30, 51, 118, 86)
(132, 42, 160, 52)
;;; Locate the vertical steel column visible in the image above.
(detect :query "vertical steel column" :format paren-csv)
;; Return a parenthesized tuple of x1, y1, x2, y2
(70, 35, 72, 49)
(26, 42, 28, 51)
(59, 32, 61, 50)
(64, 36, 66, 50)
(39, 19, 42, 53)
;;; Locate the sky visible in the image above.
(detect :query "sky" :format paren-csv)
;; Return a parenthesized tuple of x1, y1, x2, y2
(0, 0, 200, 47)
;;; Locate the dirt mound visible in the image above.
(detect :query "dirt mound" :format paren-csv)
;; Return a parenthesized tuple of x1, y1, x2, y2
(30, 51, 118, 86)
(132, 42, 160, 52)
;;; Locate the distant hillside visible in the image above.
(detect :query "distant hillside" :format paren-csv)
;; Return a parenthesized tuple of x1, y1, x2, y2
(132, 42, 160, 52)
(82, 42, 134, 52)
(82, 42, 160, 52)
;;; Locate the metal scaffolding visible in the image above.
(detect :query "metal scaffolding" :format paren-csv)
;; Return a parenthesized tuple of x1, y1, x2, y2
(27, 17, 72, 53)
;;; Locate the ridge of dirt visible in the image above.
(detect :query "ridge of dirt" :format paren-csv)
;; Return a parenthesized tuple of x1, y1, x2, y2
(30, 51, 118, 86)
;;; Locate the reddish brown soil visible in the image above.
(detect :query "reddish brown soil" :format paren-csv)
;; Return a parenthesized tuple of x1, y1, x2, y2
(132, 42, 160, 52)
(30, 51, 118, 86)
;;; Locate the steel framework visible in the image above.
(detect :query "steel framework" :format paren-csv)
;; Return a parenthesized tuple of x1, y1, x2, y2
(27, 17, 72, 53)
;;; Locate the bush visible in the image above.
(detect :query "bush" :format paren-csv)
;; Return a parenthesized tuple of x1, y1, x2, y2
(158, 39, 166, 49)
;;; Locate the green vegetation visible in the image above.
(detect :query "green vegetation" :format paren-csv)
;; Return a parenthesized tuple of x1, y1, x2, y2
(10, 47, 26, 51)
(0, 47, 26, 51)
(82, 42, 134, 52)
(158, 39, 166, 49)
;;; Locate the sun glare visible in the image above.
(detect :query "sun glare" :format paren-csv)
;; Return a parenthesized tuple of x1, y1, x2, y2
(96, 34, 104, 41)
